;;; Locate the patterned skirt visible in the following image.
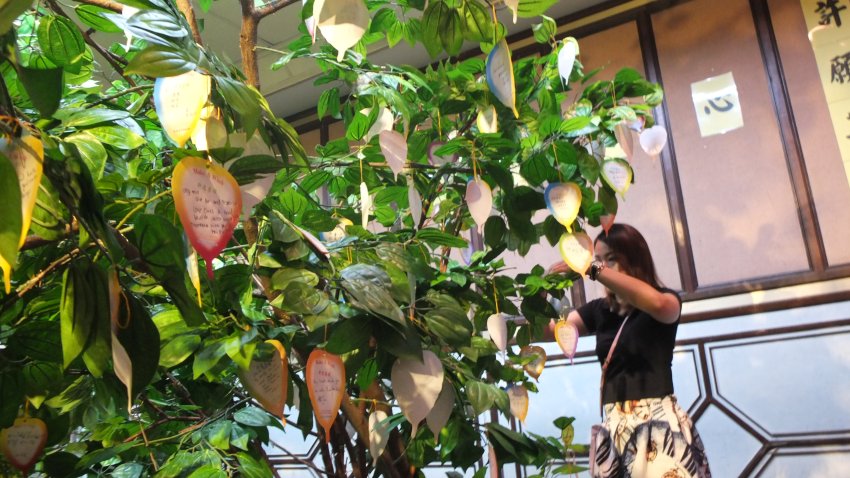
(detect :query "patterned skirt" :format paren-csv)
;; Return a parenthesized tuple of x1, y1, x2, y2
(589, 395, 711, 478)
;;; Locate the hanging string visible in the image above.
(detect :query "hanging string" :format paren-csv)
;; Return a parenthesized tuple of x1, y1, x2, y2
(492, 278, 500, 315)
(471, 148, 478, 179)
(552, 143, 563, 182)
(489, 3, 498, 43)
(437, 111, 442, 140)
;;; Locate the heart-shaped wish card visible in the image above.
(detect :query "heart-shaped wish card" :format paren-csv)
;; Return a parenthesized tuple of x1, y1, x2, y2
(1, 417, 47, 474)
(172, 156, 242, 279)
(239, 340, 289, 422)
(544, 182, 581, 229)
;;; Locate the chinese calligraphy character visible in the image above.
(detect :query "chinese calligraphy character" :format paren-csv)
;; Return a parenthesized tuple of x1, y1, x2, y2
(830, 51, 850, 83)
(817, 0, 847, 27)
(703, 97, 736, 115)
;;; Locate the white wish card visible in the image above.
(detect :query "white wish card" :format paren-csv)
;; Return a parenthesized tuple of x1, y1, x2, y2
(691, 72, 743, 137)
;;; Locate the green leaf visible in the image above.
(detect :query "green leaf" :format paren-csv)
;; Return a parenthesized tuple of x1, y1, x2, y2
(516, 0, 558, 18)
(483, 216, 506, 249)
(113, 292, 161, 400)
(205, 420, 232, 450)
(125, 9, 188, 46)
(193, 341, 226, 378)
(415, 228, 468, 248)
(560, 116, 592, 134)
(340, 264, 405, 326)
(439, 8, 463, 56)
(276, 281, 330, 316)
(345, 110, 371, 141)
(278, 188, 308, 218)
(187, 465, 227, 478)
(370, 7, 398, 33)
(317, 87, 340, 120)
(532, 15, 556, 43)
(304, 301, 339, 332)
(124, 45, 198, 77)
(21, 362, 62, 408)
(86, 125, 146, 150)
(225, 331, 258, 370)
(233, 406, 272, 427)
(466, 380, 494, 414)
(227, 154, 282, 185)
(60, 260, 96, 369)
(65, 132, 108, 180)
(424, 293, 472, 348)
(577, 150, 600, 184)
(81, 265, 111, 377)
(236, 452, 274, 478)
(301, 209, 338, 232)
(75, 5, 122, 33)
(299, 170, 332, 193)
(325, 317, 372, 355)
(159, 334, 201, 368)
(387, 20, 404, 47)
(519, 153, 555, 187)
(37, 16, 86, 66)
(133, 214, 205, 326)
(16, 65, 63, 117)
(271, 267, 319, 290)
(0, 0, 32, 35)
(0, 369, 24, 427)
(216, 77, 262, 135)
(0, 152, 22, 274)
(598, 186, 618, 215)
(63, 108, 131, 128)
(355, 357, 379, 390)
(461, 0, 493, 43)
(421, 1, 448, 57)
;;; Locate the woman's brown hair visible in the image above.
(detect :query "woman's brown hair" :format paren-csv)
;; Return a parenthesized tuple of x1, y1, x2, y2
(595, 223, 663, 289)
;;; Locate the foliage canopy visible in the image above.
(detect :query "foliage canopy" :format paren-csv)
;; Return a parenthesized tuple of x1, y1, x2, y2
(0, 0, 662, 476)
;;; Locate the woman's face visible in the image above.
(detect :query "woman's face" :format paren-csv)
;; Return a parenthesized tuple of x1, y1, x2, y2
(594, 240, 623, 274)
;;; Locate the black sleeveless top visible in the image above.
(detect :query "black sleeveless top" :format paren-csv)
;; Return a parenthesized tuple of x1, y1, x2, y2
(577, 288, 680, 403)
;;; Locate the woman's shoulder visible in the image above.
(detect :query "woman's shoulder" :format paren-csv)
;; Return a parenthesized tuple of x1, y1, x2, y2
(656, 286, 682, 303)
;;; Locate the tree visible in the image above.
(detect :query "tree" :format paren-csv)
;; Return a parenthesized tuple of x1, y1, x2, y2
(0, 0, 663, 476)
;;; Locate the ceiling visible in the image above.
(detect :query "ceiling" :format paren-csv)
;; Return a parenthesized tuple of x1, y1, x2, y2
(194, 0, 608, 120)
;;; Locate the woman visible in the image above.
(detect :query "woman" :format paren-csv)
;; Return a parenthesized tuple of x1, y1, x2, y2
(548, 224, 711, 478)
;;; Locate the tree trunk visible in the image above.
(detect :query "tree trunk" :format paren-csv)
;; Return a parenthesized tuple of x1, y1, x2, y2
(240, 13, 261, 89)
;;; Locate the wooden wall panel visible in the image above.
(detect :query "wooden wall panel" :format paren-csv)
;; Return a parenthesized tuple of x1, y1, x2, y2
(653, 0, 809, 286)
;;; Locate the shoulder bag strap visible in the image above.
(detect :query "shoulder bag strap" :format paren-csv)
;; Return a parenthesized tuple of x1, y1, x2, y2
(598, 312, 632, 419)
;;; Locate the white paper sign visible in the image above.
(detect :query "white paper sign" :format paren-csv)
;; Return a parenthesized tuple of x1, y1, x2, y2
(691, 72, 743, 137)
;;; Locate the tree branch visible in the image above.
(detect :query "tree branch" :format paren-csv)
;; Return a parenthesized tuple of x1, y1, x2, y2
(254, 0, 299, 19)
(175, 0, 203, 45)
(73, 0, 122, 13)
(85, 84, 154, 109)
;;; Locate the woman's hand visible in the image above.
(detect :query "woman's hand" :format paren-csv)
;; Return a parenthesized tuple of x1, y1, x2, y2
(547, 261, 572, 275)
